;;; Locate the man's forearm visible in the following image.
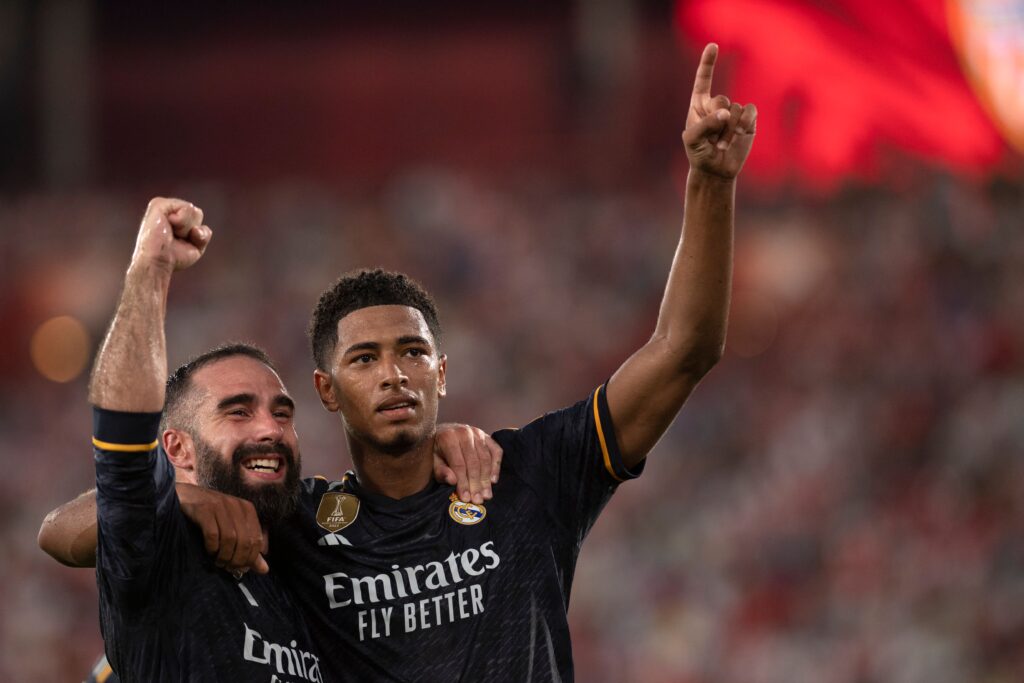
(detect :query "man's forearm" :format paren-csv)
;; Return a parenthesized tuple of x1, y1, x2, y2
(88, 264, 172, 411)
(89, 198, 208, 411)
(38, 489, 98, 567)
(38, 483, 257, 571)
(607, 171, 735, 461)
(654, 169, 735, 371)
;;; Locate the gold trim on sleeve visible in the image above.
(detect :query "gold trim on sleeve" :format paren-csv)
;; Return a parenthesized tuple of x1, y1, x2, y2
(91, 437, 159, 453)
(592, 386, 624, 483)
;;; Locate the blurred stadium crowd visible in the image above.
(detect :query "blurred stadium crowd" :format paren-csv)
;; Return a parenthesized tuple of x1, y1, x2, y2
(1, 166, 1021, 681)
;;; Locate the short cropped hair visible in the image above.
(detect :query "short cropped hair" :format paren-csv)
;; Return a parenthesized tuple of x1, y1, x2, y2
(309, 268, 441, 371)
(161, 343, 278, 433)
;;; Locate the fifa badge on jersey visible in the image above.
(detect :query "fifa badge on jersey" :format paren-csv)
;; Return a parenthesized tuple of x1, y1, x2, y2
(316, 493, 360, 532)
(448, 492, 486, 526)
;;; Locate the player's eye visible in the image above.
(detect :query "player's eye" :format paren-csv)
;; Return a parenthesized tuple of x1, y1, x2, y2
(354, 353, 375, 364)
(406, 348, 425, 358)
(227, 408, 249, 417)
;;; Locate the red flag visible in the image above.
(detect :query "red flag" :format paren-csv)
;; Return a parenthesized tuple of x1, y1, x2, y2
(675, 0, 1010, 191)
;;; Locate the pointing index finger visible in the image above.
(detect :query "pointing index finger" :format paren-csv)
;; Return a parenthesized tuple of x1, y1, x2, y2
(691, 43, 718, 103)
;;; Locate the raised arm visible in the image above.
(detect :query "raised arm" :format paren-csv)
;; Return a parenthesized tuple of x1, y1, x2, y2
(48, 199, 208, 567)
(606, 44, 757, 466)
(89, 197, 209, 410)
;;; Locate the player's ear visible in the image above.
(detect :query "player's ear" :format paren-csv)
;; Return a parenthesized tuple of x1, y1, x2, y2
(437, 354, 447, 398)
(314, 369, 341, 413)
(163, 429, 196, 471)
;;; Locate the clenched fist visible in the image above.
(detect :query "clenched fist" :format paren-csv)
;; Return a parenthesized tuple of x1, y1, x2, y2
(130, 197, 212, 273)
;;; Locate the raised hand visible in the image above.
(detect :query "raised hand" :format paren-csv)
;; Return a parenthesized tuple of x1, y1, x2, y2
(683, 44, 757, 179)
(130, 197, 212, 274)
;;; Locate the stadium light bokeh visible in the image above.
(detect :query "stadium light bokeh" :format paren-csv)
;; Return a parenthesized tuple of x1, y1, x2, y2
(29, 315, 91, 383)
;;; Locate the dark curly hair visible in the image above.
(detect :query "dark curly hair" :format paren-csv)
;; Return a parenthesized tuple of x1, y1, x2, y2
(309, 268, 442, 371)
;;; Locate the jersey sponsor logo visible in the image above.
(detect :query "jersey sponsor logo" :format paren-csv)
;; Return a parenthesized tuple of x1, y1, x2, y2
(242, 623, 322, 682)
(323, 541, 501, 641)
(315, 493, 360, 533)
(448, 492, 486, 525)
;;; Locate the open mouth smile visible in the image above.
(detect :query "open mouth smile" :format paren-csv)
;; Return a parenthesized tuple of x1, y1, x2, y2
(241, 456, 286, 480)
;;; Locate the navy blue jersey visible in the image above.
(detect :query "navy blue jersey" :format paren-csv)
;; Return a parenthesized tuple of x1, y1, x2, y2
(94, 409, 325, 683)
(271, 385, 643, 682)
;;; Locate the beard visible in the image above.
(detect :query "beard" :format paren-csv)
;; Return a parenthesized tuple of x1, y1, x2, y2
(349, 423, 429, 457)
(374, 427, 421, 456)
(193, 437, 301, 528)
(344, 405, 437, 458)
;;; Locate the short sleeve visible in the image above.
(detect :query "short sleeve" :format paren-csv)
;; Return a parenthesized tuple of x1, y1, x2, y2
(495, 383, 644, 546)
(94, 407, 184, 604)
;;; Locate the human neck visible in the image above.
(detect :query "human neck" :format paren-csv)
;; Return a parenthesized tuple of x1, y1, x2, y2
(348, 437, 435, 500)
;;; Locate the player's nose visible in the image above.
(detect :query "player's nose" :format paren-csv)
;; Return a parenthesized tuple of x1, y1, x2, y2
(252, 409, 285, 442)
(379, 359, 409, 389)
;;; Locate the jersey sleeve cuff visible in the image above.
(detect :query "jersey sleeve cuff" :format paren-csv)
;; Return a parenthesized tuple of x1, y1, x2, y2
(593, 383, 645, 483)
(92, 407, 162, 452)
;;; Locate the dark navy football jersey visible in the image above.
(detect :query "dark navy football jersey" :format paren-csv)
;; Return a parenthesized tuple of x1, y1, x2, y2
(271, 384, 643, 682)
(94, 409, 325, 683)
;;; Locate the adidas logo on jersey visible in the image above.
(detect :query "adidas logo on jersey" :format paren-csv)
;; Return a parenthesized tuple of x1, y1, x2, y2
(317, 532, 352, 547)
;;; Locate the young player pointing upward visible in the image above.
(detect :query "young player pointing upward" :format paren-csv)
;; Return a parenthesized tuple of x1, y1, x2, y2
(269, 43, 757, 682)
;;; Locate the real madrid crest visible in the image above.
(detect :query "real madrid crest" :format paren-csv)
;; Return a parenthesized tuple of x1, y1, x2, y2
(448, 492, 486, 526)
(316, 492, 360, 533)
